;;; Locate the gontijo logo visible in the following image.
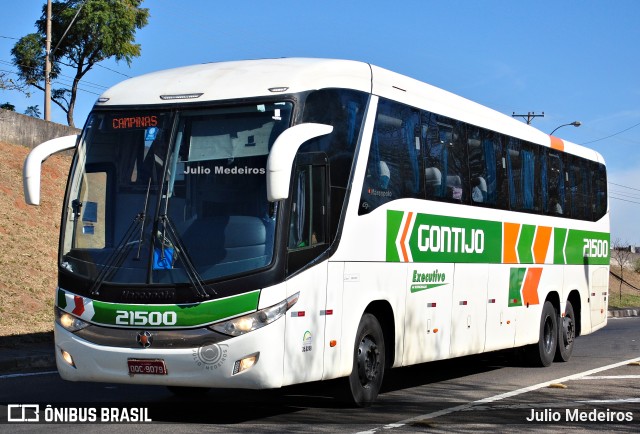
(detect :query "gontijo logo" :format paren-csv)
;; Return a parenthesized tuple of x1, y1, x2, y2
(386, 210, 609, 266)
(387, 211, 501, 264)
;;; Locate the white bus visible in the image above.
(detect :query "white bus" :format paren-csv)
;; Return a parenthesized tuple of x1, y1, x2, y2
(24, 58, 609, 406)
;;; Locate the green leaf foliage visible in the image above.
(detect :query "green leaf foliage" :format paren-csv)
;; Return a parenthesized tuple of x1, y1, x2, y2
(11, 0, 149, 126)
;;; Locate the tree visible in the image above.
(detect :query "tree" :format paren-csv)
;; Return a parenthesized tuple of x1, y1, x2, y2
(1, 72, 18, 91)
(1, 102, 16, 111)
(11, 0, 149, 127)
(611, 238, 633, 302)
(25, 105, 42, 118)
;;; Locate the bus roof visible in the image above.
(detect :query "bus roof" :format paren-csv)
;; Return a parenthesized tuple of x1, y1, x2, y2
(95, 58, 604, 165)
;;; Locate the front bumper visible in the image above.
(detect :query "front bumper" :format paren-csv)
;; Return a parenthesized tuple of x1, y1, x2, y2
(54, 318, 285, 389)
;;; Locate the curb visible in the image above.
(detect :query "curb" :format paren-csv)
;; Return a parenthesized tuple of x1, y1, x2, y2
(0, 346, 55, 375)
(608, 308, 640, 318)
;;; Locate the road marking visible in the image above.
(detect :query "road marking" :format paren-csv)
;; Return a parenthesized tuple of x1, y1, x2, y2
(581, 375, 640, 380)
(0, 370, 57, 380)
(576, 398, 640, 404)
(357, 356, 640, 433)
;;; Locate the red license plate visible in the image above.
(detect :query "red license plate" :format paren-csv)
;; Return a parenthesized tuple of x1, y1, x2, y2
(127, 359, 167, 375)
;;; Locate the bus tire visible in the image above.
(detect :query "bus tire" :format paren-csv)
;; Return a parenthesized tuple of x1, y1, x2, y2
(346, 313, 386, 407)
(554, 300, 575, 362)
(527, 300, 557, 367)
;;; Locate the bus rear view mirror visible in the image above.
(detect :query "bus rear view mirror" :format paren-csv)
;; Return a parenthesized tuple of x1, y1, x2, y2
(23, 134, 78, 205)
(266, 123, 333, 201)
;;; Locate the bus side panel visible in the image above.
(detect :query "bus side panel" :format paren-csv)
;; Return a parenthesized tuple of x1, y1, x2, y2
(450, 264, 488, 358)
(484, 264, 516, 352)
(589, 266, 609, 333)
(322, 261, 345, 380)
(402, 263, 453, 366)
(513, 264, 563, 347)
(341, 262, 407, 371)
(563, 265, 590, 333)
(282, 262, 328, 386)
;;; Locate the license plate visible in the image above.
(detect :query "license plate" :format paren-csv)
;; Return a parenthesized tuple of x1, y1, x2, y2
(127, 359, 167, 375)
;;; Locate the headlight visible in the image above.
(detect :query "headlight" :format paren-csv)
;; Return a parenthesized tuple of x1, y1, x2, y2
(210, 292, 299, 337)
(55, 307, 90, 332)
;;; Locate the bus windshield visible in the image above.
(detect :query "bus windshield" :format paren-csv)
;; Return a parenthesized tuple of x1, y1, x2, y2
(61, 102, 292, 286)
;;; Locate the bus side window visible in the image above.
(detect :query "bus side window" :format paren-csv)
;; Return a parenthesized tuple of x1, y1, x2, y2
(359, 99, 422, 214)
(73, 168, 110, 249)
(288, 162, 327, 250)
(592, 163, 607, 221)
(567, 155, 590, 220)
(506, 138, 522, 210)
(422, 112, 444, 200)
(547, 151, 565, 216)
(448, 120, 469, 203)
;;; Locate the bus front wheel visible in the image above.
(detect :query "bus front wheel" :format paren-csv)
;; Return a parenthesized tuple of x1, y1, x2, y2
(346, 313, 386, 407)
(528, 300, 558, 367)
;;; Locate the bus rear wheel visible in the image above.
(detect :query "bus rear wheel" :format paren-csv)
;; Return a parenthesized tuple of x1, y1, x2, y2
(346, 313, 386, 407)
(527, 300, 557, 367)
(555, 300, 575, 362)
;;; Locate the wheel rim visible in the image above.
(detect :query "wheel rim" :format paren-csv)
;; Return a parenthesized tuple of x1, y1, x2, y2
(357, 335, 380, 387)
(543, 315, 554, 353)
(562, 315, 575, 347)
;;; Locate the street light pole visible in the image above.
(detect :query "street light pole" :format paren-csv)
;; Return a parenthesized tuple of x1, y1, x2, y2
(44, 0, 52, 121)
(512, 111, 544, 125)
(550, 121, 581, 135)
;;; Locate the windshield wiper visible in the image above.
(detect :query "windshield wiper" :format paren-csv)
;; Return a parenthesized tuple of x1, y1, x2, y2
(89, 212, 144, 296)
(135, 178, 152, 260)
(156, 213, 217, 299)
(89, 178, 153, 297)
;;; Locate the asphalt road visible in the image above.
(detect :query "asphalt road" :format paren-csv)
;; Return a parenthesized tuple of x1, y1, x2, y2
(1, 317, 639, 433)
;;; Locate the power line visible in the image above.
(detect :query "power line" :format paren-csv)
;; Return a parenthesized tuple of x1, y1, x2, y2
(610, 196, 640, 205)
(96, 63, 131, 78)
(610, 191, 640, 201)
(1, 68, 101, 96)
(581, 121, 640, 145)
(609, 181, 640, 192)
(0, 59, 108, 90)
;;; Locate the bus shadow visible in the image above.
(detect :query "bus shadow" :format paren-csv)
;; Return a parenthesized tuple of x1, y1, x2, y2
(151, 348, 526, 424)
(0, 331, 54, 349)
(381, 348, 526, 394)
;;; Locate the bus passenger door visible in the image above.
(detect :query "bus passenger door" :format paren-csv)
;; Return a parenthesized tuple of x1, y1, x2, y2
(282, 154, 330, 386)
(450, 264, 488, 357)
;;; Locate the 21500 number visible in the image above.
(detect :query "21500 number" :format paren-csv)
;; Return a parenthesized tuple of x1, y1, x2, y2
(115, 310, 177, 326)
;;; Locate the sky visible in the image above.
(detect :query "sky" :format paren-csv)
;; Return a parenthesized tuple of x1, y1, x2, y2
(1, 0, 640, 244)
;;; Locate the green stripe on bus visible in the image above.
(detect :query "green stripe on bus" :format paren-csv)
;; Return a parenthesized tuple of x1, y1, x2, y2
(387, 210, 609, 266)
(565, 230, 610, 265)
(554, 228, 567, 264)
(386, 210, 404, 263)
(517, 224, 536, 264)
(404, 213, 503, 263)
(410, 283, 447, 293)
(57, 288, 67, 310)
(84, 290, 259, 328)
(508, 268, 525, 307)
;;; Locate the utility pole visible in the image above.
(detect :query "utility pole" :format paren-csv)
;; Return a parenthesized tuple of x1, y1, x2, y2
(44, 0, 52, 121)
(512, 111, 544, 125)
